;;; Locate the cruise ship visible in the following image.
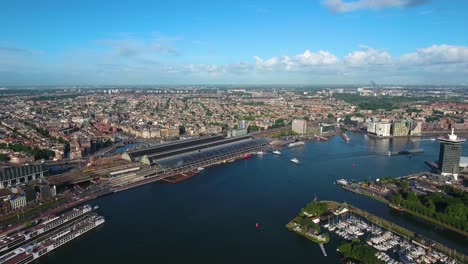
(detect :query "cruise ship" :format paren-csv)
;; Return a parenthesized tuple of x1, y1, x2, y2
(0, 205, 93, 254)
(290, 158, 300, 164)
(0, 214, 105, 264)
(272, 150, 281, 155)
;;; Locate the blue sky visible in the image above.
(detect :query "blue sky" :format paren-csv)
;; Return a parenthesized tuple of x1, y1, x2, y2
(1, 0, 468, 85)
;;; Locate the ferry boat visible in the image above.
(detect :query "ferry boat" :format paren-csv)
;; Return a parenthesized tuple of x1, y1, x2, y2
(340, 133, 350, 142)
(290, 158, 300, 164)
(336, 179, 348, 185)
(0, 214, 105, 264)
(272, 150, 281, 155)
(288, 141, 305, 148)
(0, 205, 93, 254)
(388, 204, 405, 212)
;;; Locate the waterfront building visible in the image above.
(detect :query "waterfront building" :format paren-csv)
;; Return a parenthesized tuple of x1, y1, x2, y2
(391, 121, 409, 137)
(375, 123, 391, 137)
(122, 135, 268, 169)
(410, 120, 423, 136)
(367, 122, 377, 134)
(292, 120, 307, 135)
(438, 129, 465, 180)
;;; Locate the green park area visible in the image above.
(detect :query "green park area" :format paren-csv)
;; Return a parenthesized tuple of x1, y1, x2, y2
(338, 239, 383, 264)
(285, 201, 332, 244)
(390, 183, 468, 235)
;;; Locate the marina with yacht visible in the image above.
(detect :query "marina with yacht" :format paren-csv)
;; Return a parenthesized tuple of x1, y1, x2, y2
(328, 214, 460, 264)
(287, 200, 467, 264)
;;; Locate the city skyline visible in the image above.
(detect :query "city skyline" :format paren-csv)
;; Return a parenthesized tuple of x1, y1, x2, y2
(1, 0, 468, 85)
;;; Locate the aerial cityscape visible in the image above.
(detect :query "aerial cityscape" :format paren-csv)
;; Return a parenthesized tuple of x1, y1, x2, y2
(0, 0, 467, 263)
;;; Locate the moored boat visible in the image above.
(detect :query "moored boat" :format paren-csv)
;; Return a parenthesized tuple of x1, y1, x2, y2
(290, 158, 300, 164)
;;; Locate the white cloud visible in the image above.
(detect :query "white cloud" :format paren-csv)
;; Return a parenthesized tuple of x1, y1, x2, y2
(344, 46, 392, 66)
(255, 50, 339, 71)
(400, 44, 468, 65)
(254, 56, 280, 70)
(2, 41, 468, 85)
(283, 50, 339, 70)
(322, 0, 430, 13)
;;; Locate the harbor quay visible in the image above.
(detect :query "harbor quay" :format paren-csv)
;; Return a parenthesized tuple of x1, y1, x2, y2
(0, 135, 273, 231)
(288, 200, 467, 264)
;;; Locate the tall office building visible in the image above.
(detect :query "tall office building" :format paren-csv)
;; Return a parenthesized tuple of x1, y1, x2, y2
(238, 120, 246, 130)
(438, 129, 465, 180)
(292, 119, 307, 135)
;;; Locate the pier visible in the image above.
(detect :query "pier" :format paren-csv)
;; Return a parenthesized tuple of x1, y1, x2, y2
(319, 243, 328, 257)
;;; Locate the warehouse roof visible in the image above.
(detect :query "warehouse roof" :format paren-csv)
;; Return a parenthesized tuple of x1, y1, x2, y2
(153, 138, 268, 169)
(122, 135, 224, 161)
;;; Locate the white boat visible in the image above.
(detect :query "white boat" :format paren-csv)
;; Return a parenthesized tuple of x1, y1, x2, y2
(197, 167, 205, 171)
(272, 150, 281, 155)
(288, 141, 305, 148)
(290, 158, 300, 164)
(256, 151, 266, 155)
(336, 179, 348, 185)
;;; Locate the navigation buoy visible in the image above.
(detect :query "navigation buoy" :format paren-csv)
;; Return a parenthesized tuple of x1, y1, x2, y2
(255, 223, 259, 228)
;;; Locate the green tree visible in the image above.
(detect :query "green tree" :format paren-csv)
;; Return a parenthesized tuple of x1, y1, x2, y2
(0, 154, 9, 161)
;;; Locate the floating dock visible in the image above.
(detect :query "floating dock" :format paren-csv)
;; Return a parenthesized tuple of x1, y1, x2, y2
(386, 149, 424, 156)
(319, 243, 328, 257)
(161, 171, 198, 184)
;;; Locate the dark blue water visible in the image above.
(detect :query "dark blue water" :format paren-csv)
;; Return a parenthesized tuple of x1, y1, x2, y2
(40, 134, 468, 263)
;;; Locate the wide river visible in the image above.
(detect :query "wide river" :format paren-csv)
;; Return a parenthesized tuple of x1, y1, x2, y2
(42, 133, 468, 263)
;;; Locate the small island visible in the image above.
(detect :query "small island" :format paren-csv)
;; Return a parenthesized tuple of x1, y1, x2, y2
(285, 200, 335, 244)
